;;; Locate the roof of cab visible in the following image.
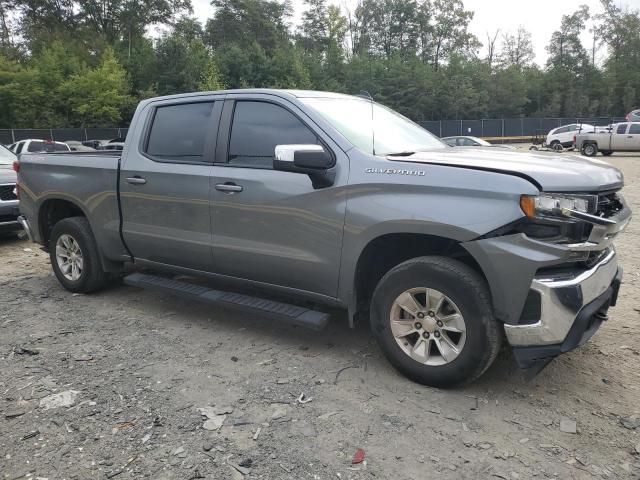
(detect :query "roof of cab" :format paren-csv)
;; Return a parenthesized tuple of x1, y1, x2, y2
(139, 88, 359, 105)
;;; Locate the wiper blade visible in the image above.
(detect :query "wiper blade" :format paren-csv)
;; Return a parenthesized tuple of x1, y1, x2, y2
(385, 151, 416, 157)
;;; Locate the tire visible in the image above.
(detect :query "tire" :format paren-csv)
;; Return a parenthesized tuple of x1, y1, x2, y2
(601, 150, 613, 156)
(550, 140, 562, 151)
(582, 143, 598, 157)
(370, 256, 501, 388)
(49, 217, 109, 293)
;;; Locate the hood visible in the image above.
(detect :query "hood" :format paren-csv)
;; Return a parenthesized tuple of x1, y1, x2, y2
(0, 164, 16, 184)
(391, 148, 623, 192)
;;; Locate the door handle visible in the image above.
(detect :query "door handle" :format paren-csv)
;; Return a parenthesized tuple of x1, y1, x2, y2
(126, 176, 147, 185)
(215, 183, 243, 193)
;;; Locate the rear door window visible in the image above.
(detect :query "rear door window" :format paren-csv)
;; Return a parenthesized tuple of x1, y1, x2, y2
(146, 101, 216, 163)
(228, 101, 318, 168)
(629, 124, 640, 134)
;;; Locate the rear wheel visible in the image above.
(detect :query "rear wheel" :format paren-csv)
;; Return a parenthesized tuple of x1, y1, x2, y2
(550, 140, 562, 151)
(370, 256, 501, 388)
(49, 217, 109, 293)
(582, 143, 598, 157)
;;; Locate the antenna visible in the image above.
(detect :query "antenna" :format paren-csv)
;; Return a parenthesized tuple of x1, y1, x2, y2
(359, 90, 375, 155)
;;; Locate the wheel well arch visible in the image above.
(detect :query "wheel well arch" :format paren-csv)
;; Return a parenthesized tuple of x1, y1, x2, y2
(352, 233, 487, 323)
(38, 198, 86, 246)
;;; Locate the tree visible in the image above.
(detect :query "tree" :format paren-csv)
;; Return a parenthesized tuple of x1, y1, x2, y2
(154, 17, 210, 95)
(545, 5, 593, 116)
(299, 0, 328, 51)
(199, 57, 226, 91)
(58, 48, 134, 127)
(597, 0, 640, 113)
(499, 27, 534, 69)
(354, 0, 420, 58)
(547, 5, 590, 73)
(205, 0, 292, 55)
(429, 0, 478, 70)
(485, 29, 500, 70)
(12, 0, 191, 55)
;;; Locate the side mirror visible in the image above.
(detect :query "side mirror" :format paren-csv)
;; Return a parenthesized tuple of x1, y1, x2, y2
(273, 144, 335, 188)
(274, 144, 333, 171)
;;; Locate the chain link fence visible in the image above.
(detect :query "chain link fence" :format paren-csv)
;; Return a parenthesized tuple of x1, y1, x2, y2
(0, 128, 129, 145)
(0, 117, 630, 146)
(419, 117, 627, 140)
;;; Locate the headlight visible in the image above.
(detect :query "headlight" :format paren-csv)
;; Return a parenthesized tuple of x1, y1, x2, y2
(520, 193, 597, 219)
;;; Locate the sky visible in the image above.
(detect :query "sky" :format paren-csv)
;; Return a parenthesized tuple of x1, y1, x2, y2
(191, 0, 640, 66)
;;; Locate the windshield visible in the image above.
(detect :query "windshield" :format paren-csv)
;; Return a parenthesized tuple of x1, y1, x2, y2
(0, 144, 16, 165)
(300, 97, 445, 156)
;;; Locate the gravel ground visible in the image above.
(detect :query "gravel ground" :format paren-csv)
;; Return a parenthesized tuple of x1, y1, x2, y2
(1, 154, 639, 480)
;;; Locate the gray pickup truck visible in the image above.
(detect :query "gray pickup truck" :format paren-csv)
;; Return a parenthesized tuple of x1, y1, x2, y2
(16, 89, 631, 387)
(575, 122, 640, 156)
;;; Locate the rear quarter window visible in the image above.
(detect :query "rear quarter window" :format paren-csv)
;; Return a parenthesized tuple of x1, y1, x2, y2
(27, 141, 45, 152)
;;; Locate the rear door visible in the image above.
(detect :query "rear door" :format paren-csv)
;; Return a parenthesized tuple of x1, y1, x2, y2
(210, 95, 348, 297)
(120, 96, 223, 271)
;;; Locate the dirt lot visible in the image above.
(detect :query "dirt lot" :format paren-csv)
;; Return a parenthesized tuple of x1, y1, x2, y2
(1, 155, 640, 480)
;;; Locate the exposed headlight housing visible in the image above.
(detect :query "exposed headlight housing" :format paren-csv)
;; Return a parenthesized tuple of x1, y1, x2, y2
(520, 193, 597, 219)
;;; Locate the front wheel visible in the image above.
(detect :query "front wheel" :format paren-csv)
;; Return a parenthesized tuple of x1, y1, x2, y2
(582, 143, 598, 157)
(370, 256, 501, 388)
(49, 217, 109, 293)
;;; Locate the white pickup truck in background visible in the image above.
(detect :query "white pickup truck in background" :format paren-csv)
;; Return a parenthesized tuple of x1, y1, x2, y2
(575, 122, 640, 157)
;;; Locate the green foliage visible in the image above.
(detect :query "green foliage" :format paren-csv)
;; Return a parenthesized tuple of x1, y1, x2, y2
(58, 48, 134, 127)
(0, 0, 639, 128)
(199, 57, 226, 91)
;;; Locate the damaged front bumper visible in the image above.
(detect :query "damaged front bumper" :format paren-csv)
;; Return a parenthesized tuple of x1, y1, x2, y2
(463, 194, 631, 373)
(507, 248, 621, 370)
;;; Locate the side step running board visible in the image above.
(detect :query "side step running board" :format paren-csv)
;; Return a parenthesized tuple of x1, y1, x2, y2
(123, 272, 330, 331)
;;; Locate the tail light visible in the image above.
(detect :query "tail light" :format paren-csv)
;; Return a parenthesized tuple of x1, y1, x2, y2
(12, 161, 20, 199)
(573, 135, 576, 145)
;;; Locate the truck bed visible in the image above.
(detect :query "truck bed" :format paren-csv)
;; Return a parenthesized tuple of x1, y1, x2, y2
(17, 152, 128, 261)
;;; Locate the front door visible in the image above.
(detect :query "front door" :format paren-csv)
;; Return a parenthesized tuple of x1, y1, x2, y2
(120, 98, 223, 271)
(625, 123, 640, 151)
(611, 123, 629, 150)
(210, 97, 348, 298)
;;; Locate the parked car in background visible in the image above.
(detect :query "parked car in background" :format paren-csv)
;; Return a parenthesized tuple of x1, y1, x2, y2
(97, 142, 124, 151)
(626, 109, 640, 122)
(442, 136, 515, 149)
(0, 144, 20, 235)
(8, 139, 71, 154)
(66, 141, 97, 152)
(546, 124, 594, 149)
(575, 122, 640, 156)
(82, 140, 108, 149)
(16, 89, 631, 387)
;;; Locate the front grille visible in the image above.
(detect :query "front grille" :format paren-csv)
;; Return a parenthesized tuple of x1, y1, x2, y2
(596, 192, 623, 218)
(0, 184, 17, 201)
